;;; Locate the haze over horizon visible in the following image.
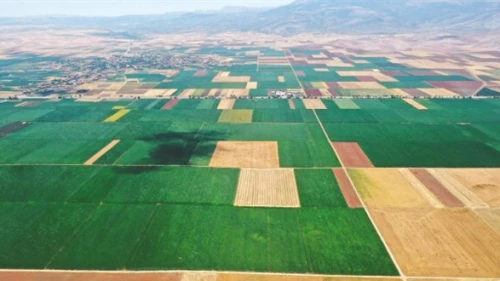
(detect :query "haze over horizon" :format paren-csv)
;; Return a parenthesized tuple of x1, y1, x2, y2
(0, 0, 294, 17)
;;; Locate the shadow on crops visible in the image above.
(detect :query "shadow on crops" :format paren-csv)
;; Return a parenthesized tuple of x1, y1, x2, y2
(115, 129, 226, 175)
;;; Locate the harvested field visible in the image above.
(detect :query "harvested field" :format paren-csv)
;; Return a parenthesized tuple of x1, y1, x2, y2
(419, 88, 460, 97)
(212, 72, 250, 83)
(162, 99, 180, 110)
(333, 168, 362, 208)
(84, 140, 120, 165)
(0, 271, 183, 281)
(217, 110, 253, 123)
(194, 70, 208, 77)
(409, 169, 464, 208)
(475, 208, 500, 234)
(209, 141, 279, 168)
(217, 99, 235, 110)
(288, 99, 296, 109)
(426, 169, 488, 208)
(314, 68, 330, 72)
(371, 208, 500, 277)
(403, 98, 427, 110)
(349, 168, 432, 208)
(235, 168, 300, 208)
(398, 169, 444, 208)
(439, 169, 500, 207)
(303, 99, 326, 109)
(278, 76, 285, 82)
(103, 109, 130, 122)
(333, 142, 374, 168)
(15, 101, 42, 108)
(0, 121, 31, 138)
(246, 82, 258, 89)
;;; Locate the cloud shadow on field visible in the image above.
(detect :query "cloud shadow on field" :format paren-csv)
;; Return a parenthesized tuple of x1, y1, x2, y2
(115, 129, 225, 174)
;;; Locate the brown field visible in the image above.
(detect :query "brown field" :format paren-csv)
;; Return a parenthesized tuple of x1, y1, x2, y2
(403, 99, 427, 110)
(332, 142, 374, 168)
(162, 99, 180, 110)
(398, 169, 444, 208)
(427, 169, 488, 208)
(348, 168, 432, 208)
(371, 208, 500, 277)
(217, 99, 235, 110)
(288, 99, 296, 109)
(209, 141, 279, 168)
(440, 169, 500, 208)
(333, 169, 363, 208)
(235, 168, 300, 208)
(409, 169, 464, 208)
(0, 121, 32, 138)
(302, 99, 326, 109)
(84, 140, 120, 165)
(219, 273, 401, 281)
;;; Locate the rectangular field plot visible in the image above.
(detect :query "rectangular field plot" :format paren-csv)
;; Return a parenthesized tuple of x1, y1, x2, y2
(235, 168, 300, 208)
(218, 110, 253, 123)
(210, 141, 279, 168)
(71, 166, 239, 205)
(371, 208, 500, 277)
(49, 204, 156, 270)
(128, 204, 398, 275)
(0, 202, 98, 269)
(294, 169, 348, 207)
(325, 123, 500, 167)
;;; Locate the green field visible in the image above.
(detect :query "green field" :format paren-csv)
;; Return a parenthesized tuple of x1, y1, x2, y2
(1, 97, 500, 275)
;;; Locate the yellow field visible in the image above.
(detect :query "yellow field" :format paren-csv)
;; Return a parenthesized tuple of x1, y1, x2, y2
(217, 109, 253, 123)
(348, 168, 432, 208)
(403, 98, 427, 110)
(217, 99, 235, 110)
(209, 141, 279, 168)
(235, 168, 300, 208)
(303, 99, 326, 109)
(103, 109, 130, 122)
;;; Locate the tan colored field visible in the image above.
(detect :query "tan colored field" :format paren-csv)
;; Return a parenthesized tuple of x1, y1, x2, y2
(235, 168, 300, 208)
(212, 71, 250, 83)
(209, 141, 279, 168)
(475, 208, 500, 234)
(336, 71, 397, 82)
(338, 82, 386, 89)
(314, 68, 330, 72)
(419, 88, 460, 97)
(440, 169, 500, 208)
(428, 169, 489, 208)
(181, 272, 217, 281)
(348, 168, 432, 208)
(246, 81, 258, 89)
(144, 89, 167, 97)
(398, 168, 444, 208)
(278, 76, 285, 82)
(389, 89, 412, 98)
(371, 208, 500, 277)
(179, 89, 196, 97)
(303, 99, 326, 109)
(403, 99, 427, 110)
(220, 89, 250, 98)
(84, 140, 120, 165)
(217, 99, 235, 110)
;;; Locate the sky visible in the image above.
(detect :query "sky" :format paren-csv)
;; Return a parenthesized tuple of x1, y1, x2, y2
(0, 0, 294, 17)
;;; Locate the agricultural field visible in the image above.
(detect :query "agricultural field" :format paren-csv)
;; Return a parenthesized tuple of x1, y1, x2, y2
(2, 38, 500, 280)
(1, 96, 500, 281)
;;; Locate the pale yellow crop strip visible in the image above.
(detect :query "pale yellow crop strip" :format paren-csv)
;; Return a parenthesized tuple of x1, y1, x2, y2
(103, 109, 131, 122)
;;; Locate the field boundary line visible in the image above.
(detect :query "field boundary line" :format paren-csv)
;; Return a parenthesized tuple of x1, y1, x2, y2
(312, 109, 406, 280)
(1, 269, 498, 280)
(44, 203, 103, 269)
(125, 204, 161, 268)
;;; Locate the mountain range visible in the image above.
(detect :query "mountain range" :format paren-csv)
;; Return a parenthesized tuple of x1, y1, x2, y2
(1, 0, 499, 35)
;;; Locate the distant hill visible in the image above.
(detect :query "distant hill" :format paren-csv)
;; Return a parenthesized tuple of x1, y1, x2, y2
(1, 0, 499, 35)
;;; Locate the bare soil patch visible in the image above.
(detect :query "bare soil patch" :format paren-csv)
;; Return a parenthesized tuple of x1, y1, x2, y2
(303, 99, 326, 109)
(162, 99, 180, 110)
(409, 169, 464, 208)
(0, 121, 31, 138)
(333, 142, 374, 168)
(333, 168, 363, 208)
